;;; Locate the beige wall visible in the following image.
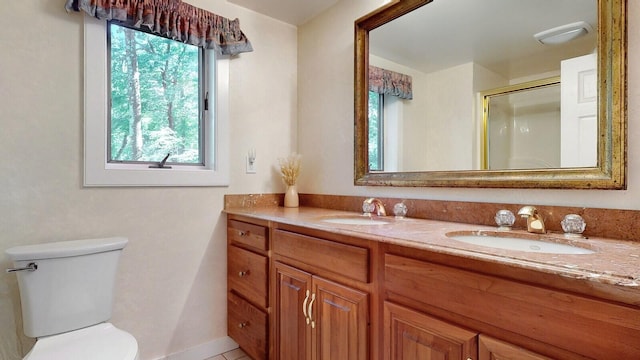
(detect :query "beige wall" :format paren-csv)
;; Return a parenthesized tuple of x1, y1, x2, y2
(0, 1, 296, 359)
(298, 0, 640, 210)
(424, 63, 475, 171)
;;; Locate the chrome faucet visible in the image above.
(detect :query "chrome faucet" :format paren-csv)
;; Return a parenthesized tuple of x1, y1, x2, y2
(363, 198, 387, 216)
(517, 206, 546, 234)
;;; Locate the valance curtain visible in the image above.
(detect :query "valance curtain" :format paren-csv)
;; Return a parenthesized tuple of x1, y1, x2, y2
(65, 0, 253, 56)
(368, 65, 413, 100)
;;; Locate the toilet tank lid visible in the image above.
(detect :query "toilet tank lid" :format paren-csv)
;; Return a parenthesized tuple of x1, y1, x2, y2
(6, 237, 128, 261)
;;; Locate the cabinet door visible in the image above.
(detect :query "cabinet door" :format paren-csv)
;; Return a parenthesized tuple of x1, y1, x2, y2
(384, 301, 477, 360)
(479, 335, 553, 360)
(274, 262, 312, 360)
(311, 276, 368, 360)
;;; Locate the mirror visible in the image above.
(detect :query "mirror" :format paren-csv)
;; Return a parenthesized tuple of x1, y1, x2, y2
(354, 0, 626, 188)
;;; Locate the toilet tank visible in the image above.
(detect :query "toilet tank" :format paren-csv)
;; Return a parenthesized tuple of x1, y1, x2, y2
(6, 237, 128, 338)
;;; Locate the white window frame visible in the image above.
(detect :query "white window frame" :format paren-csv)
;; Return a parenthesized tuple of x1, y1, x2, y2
(83, 17, 230, 187)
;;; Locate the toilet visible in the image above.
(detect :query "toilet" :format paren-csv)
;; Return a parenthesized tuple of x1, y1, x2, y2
(6, 237, 139, 360)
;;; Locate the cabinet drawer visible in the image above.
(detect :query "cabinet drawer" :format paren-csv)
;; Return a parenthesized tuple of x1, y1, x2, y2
(228, 245, 268, 308)
(273, 229, 369, 283)
(228, 291, 268, 360)
(228, 220, 268, 251)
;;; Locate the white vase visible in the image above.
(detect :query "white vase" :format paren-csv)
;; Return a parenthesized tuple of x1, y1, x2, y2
(284, 185, 299, 208)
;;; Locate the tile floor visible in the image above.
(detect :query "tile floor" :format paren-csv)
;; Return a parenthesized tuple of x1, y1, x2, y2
(206, 347, 250, 360)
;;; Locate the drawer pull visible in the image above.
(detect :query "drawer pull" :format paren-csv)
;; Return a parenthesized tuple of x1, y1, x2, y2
(238, 322, 248, 328)
(302, 289, 310, 324)
(308, 293, 316, 328)
(238, 230, 250, 237)
(238, 270, 249, 277)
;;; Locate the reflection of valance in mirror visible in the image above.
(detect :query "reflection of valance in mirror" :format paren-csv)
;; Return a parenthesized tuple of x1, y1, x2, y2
(368, 65, 413, 100)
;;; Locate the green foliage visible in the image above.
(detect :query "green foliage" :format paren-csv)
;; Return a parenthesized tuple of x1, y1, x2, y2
(109, 24, 202, 164)
(368, 91, 382, 170)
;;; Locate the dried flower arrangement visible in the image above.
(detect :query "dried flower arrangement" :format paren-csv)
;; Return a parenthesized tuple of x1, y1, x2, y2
(278, 153, 301, 186)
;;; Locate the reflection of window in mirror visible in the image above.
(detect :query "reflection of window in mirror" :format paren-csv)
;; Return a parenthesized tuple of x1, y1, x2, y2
(368, 92, 407, 172)
(368, 91, 384, 171)
(368, 64, 413, 172)
(382, 95, 403, 172)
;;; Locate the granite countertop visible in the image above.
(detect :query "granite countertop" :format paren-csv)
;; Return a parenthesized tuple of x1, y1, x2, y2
(224, 206, 640, 306)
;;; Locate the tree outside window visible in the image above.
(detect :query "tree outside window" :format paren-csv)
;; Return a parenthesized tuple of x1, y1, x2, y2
(368, 91, 384, 171)
(108, 23, 204, 165)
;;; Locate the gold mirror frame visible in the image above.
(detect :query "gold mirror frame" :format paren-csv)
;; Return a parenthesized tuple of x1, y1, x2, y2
(354, 0, 627, 189)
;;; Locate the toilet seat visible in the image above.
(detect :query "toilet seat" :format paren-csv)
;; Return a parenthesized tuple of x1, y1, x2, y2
(24, 323, 138, 360)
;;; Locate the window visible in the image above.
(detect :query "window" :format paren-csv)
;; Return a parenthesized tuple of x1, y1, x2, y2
(84, 17, 230, 186)
(108, 23, 203, 166)
(368, 91, 384, 171)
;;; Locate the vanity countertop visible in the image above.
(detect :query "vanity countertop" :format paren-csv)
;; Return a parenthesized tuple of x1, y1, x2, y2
(224, 206, 640, 306)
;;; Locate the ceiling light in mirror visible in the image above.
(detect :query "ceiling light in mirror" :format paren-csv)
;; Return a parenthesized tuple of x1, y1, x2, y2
(534, 21, 593, 45)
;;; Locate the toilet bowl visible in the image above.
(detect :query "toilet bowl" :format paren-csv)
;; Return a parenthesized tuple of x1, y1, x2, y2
(24, 323, 139, 360)
(6, 237, 139, 360)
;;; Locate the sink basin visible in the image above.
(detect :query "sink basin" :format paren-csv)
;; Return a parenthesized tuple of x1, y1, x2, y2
(446, 231, 595, 254)
(320, 215, 391, 225)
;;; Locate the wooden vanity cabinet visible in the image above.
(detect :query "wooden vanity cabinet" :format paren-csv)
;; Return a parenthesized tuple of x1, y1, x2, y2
(227, 217, 270, 360)
(272, 229, 370, 360)
(383, 250, 640, 359)
(226, 213, 640, 360)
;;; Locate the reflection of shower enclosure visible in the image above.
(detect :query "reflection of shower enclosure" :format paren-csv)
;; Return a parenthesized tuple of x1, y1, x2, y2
(482, 78, 561, 170)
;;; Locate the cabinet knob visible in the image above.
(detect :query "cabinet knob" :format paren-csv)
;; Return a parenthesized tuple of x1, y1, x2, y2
(238, 322, 248, 328)
(239, 230, 249, 237)
(238, 270, 249, 277)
